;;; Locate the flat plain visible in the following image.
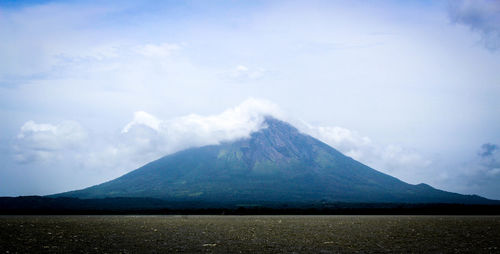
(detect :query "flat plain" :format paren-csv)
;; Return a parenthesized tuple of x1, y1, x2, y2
(1, 215, 499, 253)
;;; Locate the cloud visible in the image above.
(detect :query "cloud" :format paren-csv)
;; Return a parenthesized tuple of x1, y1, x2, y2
(14, 120, 87, 163)
(301, 123, 432, 181)
(122, 111, 162, 133)
(120, 98, 283, 158)
(448, 0, 500, 50)
(224, 65, 267, 82)
(302, 125, 372, 159)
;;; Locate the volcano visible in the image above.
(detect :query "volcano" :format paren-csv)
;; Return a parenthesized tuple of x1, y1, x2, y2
(55, 117, 493, 205)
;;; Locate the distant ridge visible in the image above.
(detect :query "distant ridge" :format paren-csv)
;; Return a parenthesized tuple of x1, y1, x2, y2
(54, 117, 497, 205)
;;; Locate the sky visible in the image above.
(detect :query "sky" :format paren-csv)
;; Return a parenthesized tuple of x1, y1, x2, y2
(1, 0, 499, 199)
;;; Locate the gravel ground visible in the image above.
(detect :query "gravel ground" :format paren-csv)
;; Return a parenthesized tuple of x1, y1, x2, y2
(0, 215, 499, 253)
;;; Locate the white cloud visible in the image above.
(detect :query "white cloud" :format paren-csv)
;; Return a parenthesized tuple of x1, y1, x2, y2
(300, 123, 432, 183)
(302, 125, 372, 159)
(225, 65, 267, 81)
(122, 111, 162, 133)
(119, 98, 283, 160)
(18, 121, 58, 136)
(15, 120, 87, 163)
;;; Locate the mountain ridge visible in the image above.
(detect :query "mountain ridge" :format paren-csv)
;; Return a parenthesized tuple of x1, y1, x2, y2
(54, 117, 496, 205)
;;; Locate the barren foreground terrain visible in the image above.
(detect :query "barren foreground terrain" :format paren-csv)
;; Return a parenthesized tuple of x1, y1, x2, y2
(1, 215, 499, 253)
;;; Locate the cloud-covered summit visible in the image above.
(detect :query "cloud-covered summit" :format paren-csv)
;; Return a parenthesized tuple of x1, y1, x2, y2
(120, 98, 283, 153)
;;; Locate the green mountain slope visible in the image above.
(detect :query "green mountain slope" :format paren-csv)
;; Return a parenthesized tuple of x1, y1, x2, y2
(55, 117, 494, 204)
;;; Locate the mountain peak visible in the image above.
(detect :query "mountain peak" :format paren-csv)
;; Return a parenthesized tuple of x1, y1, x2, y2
(259, 116, 299, 136)
(262, 116, 296, 130)
(240, 116, 315, 165)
